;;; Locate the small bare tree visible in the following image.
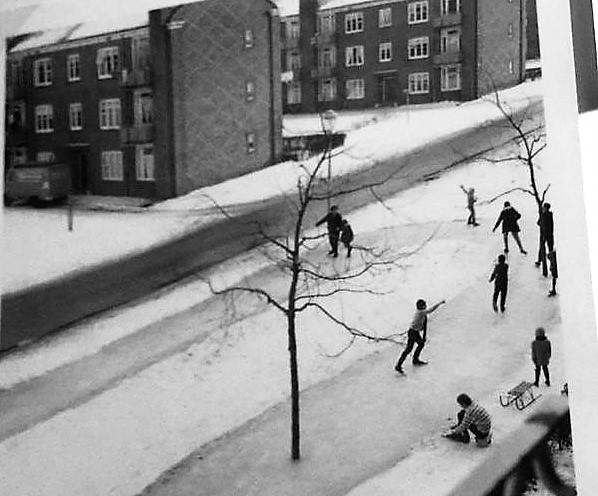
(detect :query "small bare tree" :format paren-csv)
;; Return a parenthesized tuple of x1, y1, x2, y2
(203, 132, 412, 461)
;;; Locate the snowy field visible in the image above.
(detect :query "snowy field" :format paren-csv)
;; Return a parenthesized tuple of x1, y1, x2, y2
(2, 81, 543, 294)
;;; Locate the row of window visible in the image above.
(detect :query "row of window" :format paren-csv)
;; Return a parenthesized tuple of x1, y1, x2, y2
(286, 65, 462, 104)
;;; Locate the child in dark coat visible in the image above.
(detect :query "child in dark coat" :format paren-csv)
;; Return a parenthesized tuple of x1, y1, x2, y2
(532, 327, 552, 387)
(489, 254, 508, 313)
(547, 250, 558, 297)
(340, 219, 354, 257)
(492, 201, 527, 254)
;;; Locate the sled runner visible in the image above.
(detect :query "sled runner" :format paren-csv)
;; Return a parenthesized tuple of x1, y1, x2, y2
(499, 381, 540, 410)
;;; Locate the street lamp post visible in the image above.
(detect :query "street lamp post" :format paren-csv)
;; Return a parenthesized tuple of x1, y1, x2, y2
(402, 88, 410, 124)
(321, 109, 337, 210)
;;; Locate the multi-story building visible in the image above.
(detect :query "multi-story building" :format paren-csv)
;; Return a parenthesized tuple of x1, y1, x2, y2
(279, 0, 528, 113)
(4, 0, 283, 199)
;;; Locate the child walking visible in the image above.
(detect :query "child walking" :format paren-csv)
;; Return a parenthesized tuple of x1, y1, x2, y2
(532, 327, 552, 387)
(340, 219, 354, 257)
(489, 254, 509, 313)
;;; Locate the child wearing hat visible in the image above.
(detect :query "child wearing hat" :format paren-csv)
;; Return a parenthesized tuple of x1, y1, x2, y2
(532, 327, 552, 387)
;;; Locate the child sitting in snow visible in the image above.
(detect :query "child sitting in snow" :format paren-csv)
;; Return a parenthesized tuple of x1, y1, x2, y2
(442, 393, 492, 447)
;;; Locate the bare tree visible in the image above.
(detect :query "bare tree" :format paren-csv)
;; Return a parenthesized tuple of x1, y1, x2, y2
(202, 129, 418, 461)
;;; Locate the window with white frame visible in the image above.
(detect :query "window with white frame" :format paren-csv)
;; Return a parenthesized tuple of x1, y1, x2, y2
(320, 46, 336, 67)
(441, 64, 461, 91)
(408, 72, 430, 94)
(379, 42, 392, 62)
(408, 37, 429, 59)
(99, 98, 121, 129)
(345, 45, 364, 66)
(319, 78, 337, 101)
(96, 47, 119, 79)
(244, 29, 254, 48)
(246, 132, 256, 153)
(379, 7, 392, 27)
(287, 51, 301, 70)
(35, 105, 54, 133)
(133, 90, 152, 125)
(408, 1, 429, 24)
(440, 27, 460, 53)
(34, 58, 52, 86)
(136, 144, 155, 181)
(67, 54, 81, 82)
(287, 81, 301, 104)
(286, 19, 300, 39)
(508, 23, 513, 37)
(36, 151, 55, 163)
(132, 36, 150, 69)
(319, 14, 336, 34)
(441, 0, 460, 15)
(246, 80, 255, 101)
(11, 147, 27, 165)
(345, 78, 365, 99)
(9, 101, 26, 127)
(101, 151, 124, 181)
(69, 103, 83, 130)
(345, 12, 363, 33)
(509, 59, 514, 74)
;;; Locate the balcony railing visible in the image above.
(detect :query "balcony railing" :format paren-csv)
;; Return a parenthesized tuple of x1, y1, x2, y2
(433, 50, 462, 65)
(120, 124, 154, 144)
(310, 31, 337, 45)
(120, 67, 152, 87)
(310, 66, 336, 79)
(433, 12, 462, 27)
(447, 395, 576, 496)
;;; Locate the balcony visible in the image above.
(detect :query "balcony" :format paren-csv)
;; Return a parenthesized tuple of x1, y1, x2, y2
(120, 124, 154, 144)
(310, 66, 337, 79)
(120, 67, 152, 87)
(433, 12, 462, 27)
(433, 50, 461, 65)
(310, 31, 338, 45)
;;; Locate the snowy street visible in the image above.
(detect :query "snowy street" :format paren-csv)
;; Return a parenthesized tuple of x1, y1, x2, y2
(0, 138, 569, 495)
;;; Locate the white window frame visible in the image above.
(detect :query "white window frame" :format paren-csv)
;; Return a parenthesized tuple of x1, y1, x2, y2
(408, 37, 429, 59)
(408, 72, 430, 94)
(246, 80, 255, 101)
(101, 151, 124, 181)
(440, 27, 461, 53)
(508, 22, 514, 37)
(244, 29, 254, 48)
(320, 46, 336, 67)
(288, 51, 301, 70)
(345, 45, 364, 67)
(133, 90, 152, 126)
(35, 104, 54, 133)
(69, 102, 83, 130)
(408, 1, 429, 24)
(67, 54, 81, 82)
(287, 81, 302, 104)
(36, 151, 55, 163)
(287, 19, 300, 39)
(379, 42, 392, 62)
(34, 58, 52, 86)
(96, 47, 119, 79)
(99, 98, 121, 130)
(378, 7, 392, 27)
(136, 144, 155, 181)
(246, 132, 256, 153)
(345, 79, 365, 100)
(441, 64, 461, 91)
(345, 12, 364, 34)
(318, 78, 337, 102)
(441, 0, 460, 16)
(509, 59, 514, 74)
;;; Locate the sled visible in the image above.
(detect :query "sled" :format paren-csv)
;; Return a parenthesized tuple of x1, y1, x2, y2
(499, 381, 540, 410)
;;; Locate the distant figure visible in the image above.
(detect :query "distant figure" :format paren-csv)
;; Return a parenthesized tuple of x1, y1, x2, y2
(536, 202, 555, 268)
(460, 185, 479, 226)
(489, 254, 509, 313)
(394, 298, 446, 374)
(492, 201, 527, 254)
(532, 327, 551, 387)
(547, 250, 558, 297)
(316, 205, 343, 257)
(442, 393, 492, 447)
(340, 219, 354, 257)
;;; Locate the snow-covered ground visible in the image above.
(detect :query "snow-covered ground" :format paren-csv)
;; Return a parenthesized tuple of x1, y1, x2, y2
(2, 81, 542, 293)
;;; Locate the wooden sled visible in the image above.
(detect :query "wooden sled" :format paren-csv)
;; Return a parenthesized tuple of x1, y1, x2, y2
(499, 381, 540, 410)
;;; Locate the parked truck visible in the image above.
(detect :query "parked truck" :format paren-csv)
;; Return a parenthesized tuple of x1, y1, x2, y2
(4, 162, 70, 206)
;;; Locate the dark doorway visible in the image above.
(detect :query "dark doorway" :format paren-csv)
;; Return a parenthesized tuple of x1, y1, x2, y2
(69, 149, 89, 194)
(376, 73, 399, 106)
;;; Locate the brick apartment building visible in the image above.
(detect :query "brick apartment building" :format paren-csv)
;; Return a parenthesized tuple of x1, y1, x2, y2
(279, 0, 528, 113)
(4, 0, 283, 199)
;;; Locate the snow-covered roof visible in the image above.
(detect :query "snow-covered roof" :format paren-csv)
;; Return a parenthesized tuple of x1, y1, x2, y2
(276, 0, 399, 17)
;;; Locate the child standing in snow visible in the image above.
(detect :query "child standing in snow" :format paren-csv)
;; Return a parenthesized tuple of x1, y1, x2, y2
(489, 254, 509, 313)
(442, 393, 492, 447)
(532, 327, 551, 387)
(492, 201, 527, 254)
(340, 219, 354, 257)
(460, 185, 479, 226)
(547, 250, 558, 297)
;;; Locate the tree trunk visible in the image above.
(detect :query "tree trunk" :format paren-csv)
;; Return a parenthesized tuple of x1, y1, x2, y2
(287, 311, 301, 460)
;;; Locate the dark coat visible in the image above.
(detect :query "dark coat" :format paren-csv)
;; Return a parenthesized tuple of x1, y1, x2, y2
(531, 336, 552, 365)
(547, 250, 558, 278)
(537, 210, 554, 237)
(316, 211, 343, 234)
(489, 262, 508, 287)
(340, 223, 354, 243)
(493, 206, 522, 233)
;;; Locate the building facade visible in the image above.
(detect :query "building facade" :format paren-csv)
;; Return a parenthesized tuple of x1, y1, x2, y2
(280, 0, 527, 113)
(4, 0, 283, 199)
